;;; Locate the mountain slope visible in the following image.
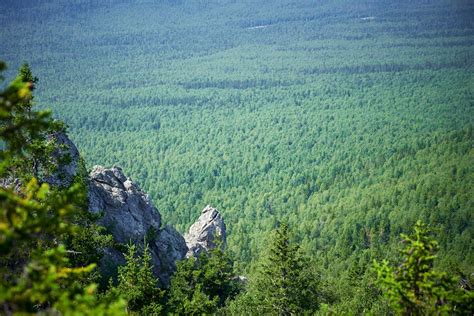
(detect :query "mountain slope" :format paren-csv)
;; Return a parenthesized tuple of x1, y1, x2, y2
(0, 0, 472, 273)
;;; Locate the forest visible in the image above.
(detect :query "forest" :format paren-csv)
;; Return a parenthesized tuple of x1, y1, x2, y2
(0, 0, 473, 314)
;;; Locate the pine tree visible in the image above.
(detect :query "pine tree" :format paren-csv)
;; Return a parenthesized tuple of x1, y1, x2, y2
(116, 243, 163, 314)
(167, 256, 217, 315)
(0, 62, 125, 314)
(167, 238, 240, 314)
(230, 222, 319, 315)
(199, 239, 240, 306)
(1, 62, 64, 181)
(375, 220, 474, 315)
(19, 63, 38, 91)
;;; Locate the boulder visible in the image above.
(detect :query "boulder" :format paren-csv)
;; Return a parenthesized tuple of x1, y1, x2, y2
(184, 205, 226, 257)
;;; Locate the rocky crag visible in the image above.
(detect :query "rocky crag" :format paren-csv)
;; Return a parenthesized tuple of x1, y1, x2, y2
(1, 133, 226, 285)
(42, 131, 81, 187)
(185, 205, 226, 258)
(88, 165, 226, 285)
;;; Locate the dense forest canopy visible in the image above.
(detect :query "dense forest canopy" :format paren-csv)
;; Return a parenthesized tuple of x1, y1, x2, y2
(1, 0, 472, 297)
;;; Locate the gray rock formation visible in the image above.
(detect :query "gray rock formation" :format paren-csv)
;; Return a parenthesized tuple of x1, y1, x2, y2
(42, 131, 80, 187)
(184, 205, 227, 257)
(88, 165, 187, 285)
(152, 226, 189, 280)
(1, 131, 80, 190)
(0, 177, 22, 192)
(2, 128, 228, 285)
(88, 165, 161, 244)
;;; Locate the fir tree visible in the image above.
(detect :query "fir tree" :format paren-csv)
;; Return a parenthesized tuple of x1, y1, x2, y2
(0, 61, 125, 315)
(199, 239, 241, 307)
(167, 256, 217, 315)
(167, 238, 240, 314)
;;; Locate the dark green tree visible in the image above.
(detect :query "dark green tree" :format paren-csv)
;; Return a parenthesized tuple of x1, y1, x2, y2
(167, 257, 217, 315)
(198, 240, 241, 307)
(19, 63, 38, 92)
(115, 243, 163, 315)
(167, 239, 240, 314)
(375, 220, 474, 315)
(0, 62, 125, 314)
(229, 221, 320, 315)
(1, 62, 64, 182)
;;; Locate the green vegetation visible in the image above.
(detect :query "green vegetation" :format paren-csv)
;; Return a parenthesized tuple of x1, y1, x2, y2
(115, 243, 164, 314)
(3, 0, 472, 270)
(167, 238, 240, 314)
(375, 220, 474, 315)
(0, 0, 473, 314)
(0, 64, 125, 314)
(228, 221, 320, 314)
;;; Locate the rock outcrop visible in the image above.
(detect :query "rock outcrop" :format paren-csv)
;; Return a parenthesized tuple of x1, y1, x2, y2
(88, 165, 162, 244)
(88, 165, 188, 285)
(0, 177, 22, 192)
(87, 166, 227, 283)
(2, 129, 228, 285)
(42, 131, 81, 187)
(153, 226, 189, 279)
(1, 131, 80, 190)
(184, 205, 227, 257)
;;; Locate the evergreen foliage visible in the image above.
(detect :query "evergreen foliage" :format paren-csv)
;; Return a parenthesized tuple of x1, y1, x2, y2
(375, 221, 474, 315)
(1, 3, 470, 287)
(168, 257, 217, 315)
(230, 222, 320, 315)
(0, 0, 472, 313)
(167, 239, 240, 314)
(115, 243, 164, 315)
(0, 63, 125, 315)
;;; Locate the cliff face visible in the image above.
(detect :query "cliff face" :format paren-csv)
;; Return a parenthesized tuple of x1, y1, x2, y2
(41, 131, 81, 188)
(87, 165, 226, 285)
(88, 165, 162, 245)
(88, 165, 186, 284)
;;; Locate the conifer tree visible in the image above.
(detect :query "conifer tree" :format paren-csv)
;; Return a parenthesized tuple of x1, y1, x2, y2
(198, 239, 240, 306)
(0, 62, 125, 314)
(230, 222, 319, 315)
(260, 222, 319, 315)
(19, 63, 38, 92)
(167, 238, 239, 314)
(116, 243, 163, 315)
(167, 256, 217, 315)
(375, 220, 474, 315)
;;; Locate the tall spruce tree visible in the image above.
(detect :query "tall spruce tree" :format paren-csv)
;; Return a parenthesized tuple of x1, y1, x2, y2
(167, 256, 217, 315)
(229, 222, 319, 315)
(167, 238, 240, 314)
(115, 243, 163, 315)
